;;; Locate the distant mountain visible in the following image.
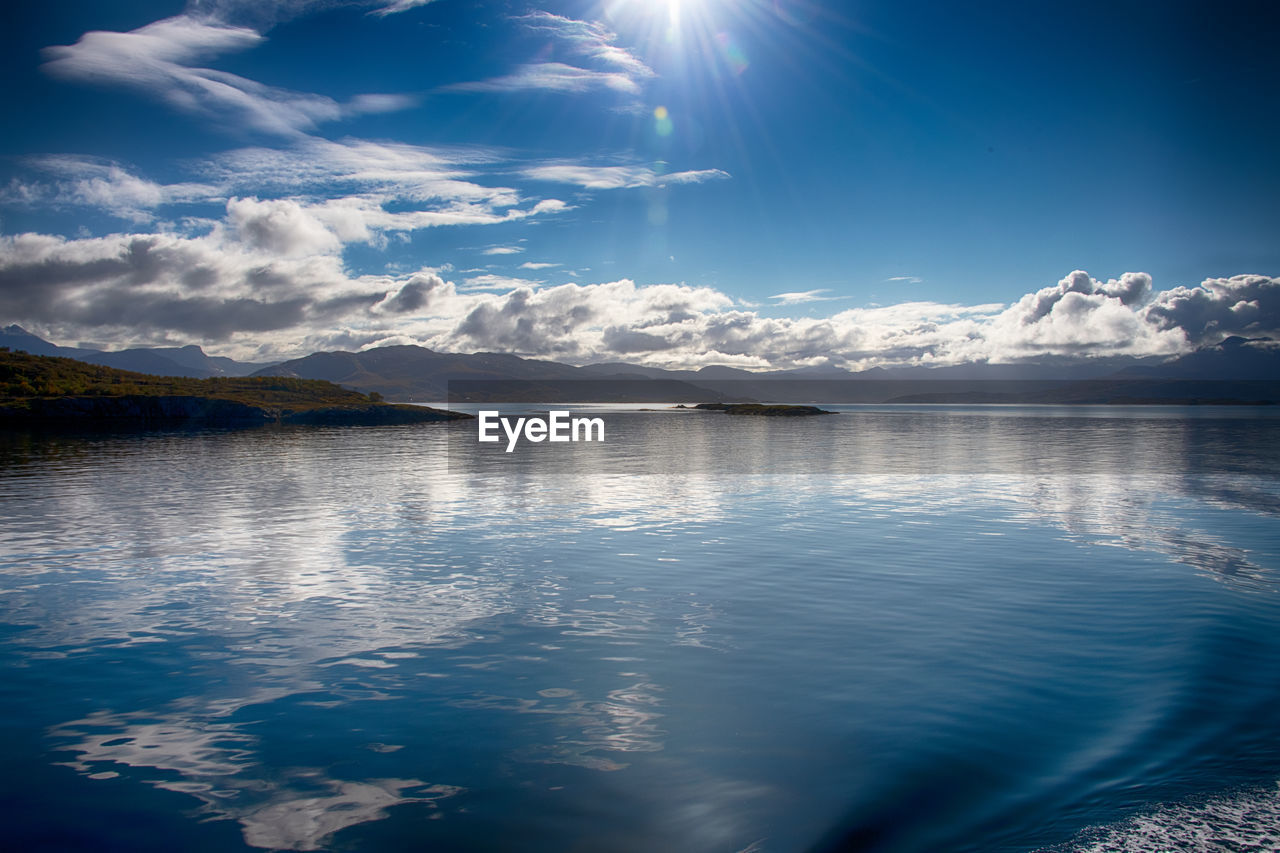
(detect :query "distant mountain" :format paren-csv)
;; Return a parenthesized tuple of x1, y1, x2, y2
(253, 342, 1278, 405)
(0, 325, 276, 378)
(255, 338, 1280, 404)
(579, 354, 1168, 384)
(0, 326, 64, 358)
(1109, 336, 1280, 381)
(254, 345, 729, 402)
(7, 324, 1278, 404)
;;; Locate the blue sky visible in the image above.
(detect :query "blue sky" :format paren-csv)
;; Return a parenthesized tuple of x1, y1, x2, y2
(1, 0, 1277, 367)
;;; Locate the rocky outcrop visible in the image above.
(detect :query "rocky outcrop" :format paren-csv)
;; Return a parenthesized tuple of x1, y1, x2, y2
(690, 403, 835, 416)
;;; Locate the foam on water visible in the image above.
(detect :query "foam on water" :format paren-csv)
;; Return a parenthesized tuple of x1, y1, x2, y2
(1049, 782, 1280, 852)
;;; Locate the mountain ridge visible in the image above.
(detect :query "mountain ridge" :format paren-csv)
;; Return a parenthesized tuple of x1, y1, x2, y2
(0, 325, 277, 379)
(6, 325, 1277, 403)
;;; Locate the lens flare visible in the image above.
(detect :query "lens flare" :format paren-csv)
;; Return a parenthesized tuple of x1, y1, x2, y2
(654, 105, 674, 137)
(714, 32, 749, 75)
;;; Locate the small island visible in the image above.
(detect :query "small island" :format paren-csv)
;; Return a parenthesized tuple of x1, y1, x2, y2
(684, 402, 836, 416)
(0, 349, 471, 427)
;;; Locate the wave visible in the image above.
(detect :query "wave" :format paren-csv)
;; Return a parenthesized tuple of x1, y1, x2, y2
(1045, 781, 1280, 852)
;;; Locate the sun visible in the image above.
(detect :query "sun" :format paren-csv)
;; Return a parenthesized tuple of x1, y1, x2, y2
(599, 0, 715, 47)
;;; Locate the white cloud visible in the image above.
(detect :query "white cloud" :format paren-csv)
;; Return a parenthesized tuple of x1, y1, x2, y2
(460, 274, 543, 291)
(3, 156, 219, 222)
(482, 246, 524, 255)
(521, 164, 730, 189)
(442, 13, 655, 100)
(205, 138, 516, 205)
(978, 270, 1184, 361)
(370, 0, 438, 17)
(345, 93, 417, 114)
(4, 139, 577, 248)
(520, 262, 560, 270)
(227, 197, 342, 256)
(41, 15, 412, 136)
(1145, 274, 1280, 343)
(770, 289, 833, 305)
(2, 212, 1272, 371)
(513, 12, 654, 80)
(446, 62, 644, 95)
(886, 275, 922, 284)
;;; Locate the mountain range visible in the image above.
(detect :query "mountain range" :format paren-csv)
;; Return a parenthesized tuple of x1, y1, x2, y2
(3, 325, 1277, 404)
(0, 325, 277, 378)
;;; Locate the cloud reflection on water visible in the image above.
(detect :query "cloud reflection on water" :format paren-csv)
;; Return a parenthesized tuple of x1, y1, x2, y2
(0, 408, 1276, 849)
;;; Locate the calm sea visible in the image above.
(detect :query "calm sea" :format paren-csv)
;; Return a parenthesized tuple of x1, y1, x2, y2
(1, 405, 1278, 852)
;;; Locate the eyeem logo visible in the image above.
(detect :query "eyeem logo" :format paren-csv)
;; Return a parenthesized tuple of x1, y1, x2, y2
(478, 410, 605, 452)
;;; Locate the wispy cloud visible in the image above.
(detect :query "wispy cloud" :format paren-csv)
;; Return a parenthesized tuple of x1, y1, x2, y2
(185, 0, 423, 28)
(445, 62, 643, 96)
(513, 12, 654, 80)
(886, 275, 923, 284)
(446, 12, 654, 98)
(7, 138, 641, 249)
(41, 15, 412, 136)
(770, 289, 838, 305)
(201, 139, 568, 240)
(369, 0, 438, 17)
(3, 156, 218, 222)
(521, 164, 730, 190)
(459, 273, 543, 291)
(205, 138, 511, 200)
(520, 261, 560, 270)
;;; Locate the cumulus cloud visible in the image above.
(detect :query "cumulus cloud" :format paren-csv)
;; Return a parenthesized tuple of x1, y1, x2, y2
(41, 15, 412, 136)
(977, 270, 1183, 361)
(227, 197, 342, 256)
(375, 271, 448, 314)
(1145, 275, 1280, 343)
(0, 231, 326, 341)
(1, 210, 1273, 371)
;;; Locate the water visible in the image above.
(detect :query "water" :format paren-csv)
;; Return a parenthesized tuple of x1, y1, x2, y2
(1, 405, 1279, 852)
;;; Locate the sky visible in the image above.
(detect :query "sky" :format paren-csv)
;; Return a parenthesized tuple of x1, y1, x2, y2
(0, 0, 1277, 369)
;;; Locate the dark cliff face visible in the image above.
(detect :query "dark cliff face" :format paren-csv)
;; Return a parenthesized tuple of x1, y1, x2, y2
(0, 396, 470, 427)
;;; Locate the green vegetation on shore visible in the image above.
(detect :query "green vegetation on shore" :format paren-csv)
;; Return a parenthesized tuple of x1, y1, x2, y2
(0, 349, 469, 425)
(1, 347, 372, 406)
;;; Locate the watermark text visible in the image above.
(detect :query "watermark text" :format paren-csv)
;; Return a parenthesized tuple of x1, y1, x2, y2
(478, 410, 604, 452)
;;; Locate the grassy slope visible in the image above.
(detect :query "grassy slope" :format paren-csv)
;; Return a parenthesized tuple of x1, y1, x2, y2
(0, 348, 381, 411)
